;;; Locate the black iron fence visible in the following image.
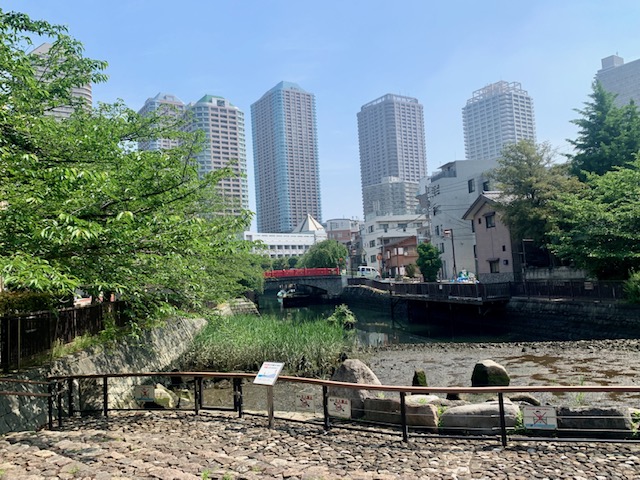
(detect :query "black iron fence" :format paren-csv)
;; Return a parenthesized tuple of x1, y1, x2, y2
(348, 278, 627, 302)
(0, 301, 127, 372)
(512, 280, 626, 301)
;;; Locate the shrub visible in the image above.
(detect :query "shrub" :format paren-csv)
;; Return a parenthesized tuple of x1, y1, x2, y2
(624, 271, 640, 304)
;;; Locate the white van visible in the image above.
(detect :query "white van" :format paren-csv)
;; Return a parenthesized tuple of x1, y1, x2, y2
(357, 266, 380, 279)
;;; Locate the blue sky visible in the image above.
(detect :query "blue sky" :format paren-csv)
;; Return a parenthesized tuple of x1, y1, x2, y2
(9, 1, 640, 226)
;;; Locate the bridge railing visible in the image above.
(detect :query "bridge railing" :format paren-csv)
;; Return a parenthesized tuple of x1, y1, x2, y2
(264, 268, 340, 279)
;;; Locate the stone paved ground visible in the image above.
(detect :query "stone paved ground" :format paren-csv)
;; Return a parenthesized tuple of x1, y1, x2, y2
(1, 411, 640, 479)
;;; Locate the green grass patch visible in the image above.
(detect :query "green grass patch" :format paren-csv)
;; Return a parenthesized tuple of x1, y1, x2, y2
(184, 310, 356, 377)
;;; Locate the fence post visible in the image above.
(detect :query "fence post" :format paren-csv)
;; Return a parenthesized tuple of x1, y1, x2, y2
(67, 378, 74, 417)
(498, 392, 507, 447)
(400, 391, 408, 442)
(322, 385, 330, 431)
(57, 381, 63, 428)
(194, 376, 202, 415)
(102, 376, 109, 417)
(48, 382, 54, 430)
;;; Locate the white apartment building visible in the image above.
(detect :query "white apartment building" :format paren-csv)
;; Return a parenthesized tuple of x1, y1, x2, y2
(425, 160, 494, 280)
(137, 93, 185, 151)
(360, 212, 428, 275)
(463, 81, 536, 163)
(357, 94, 427, 218)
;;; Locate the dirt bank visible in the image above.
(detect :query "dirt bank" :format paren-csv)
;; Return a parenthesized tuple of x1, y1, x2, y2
(354, 339, 640, 408)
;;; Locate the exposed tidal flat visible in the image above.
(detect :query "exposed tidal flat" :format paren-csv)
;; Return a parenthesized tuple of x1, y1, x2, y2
(355, 338, 640, 409)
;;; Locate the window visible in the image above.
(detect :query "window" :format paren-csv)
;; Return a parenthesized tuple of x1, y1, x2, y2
(468, 179, 476, 193)
(482, 180, 490, 191)
(485, 213, 496, 228)
(489, 260, 500, 273)
(369, 240, 376, 248)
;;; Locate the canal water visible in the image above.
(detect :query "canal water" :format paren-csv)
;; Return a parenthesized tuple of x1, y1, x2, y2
(258, 293, 520, 347)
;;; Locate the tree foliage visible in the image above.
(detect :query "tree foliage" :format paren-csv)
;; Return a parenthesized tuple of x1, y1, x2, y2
(416, 243, 442, 282)
(567, 81, 640, 179)
(297, 240, 348, 269)
(0, 9, 263, 315)
(489, 140, 583, 247)
(549, 157, 640, 280)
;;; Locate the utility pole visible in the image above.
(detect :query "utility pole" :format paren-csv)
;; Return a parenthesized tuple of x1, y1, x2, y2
(443, 228, 457, 278)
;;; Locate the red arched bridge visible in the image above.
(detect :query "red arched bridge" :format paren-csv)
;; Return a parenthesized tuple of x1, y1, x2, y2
(264, 268, 345, 297)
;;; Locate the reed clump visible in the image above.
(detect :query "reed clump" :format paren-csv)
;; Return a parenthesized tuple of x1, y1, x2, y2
(184, 310, 356, 377)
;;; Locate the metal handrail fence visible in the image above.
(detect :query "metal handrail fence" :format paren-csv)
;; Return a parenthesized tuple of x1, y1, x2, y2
(0, 377, 56, 429)
(348, 278, 626, 302)
(0, 301, 127, 372)
(45, 371, 640, 446)
(512, 280, 625, 301)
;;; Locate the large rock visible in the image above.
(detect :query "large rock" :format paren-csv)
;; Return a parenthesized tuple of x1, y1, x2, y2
(471, 359, 510, 387)
(556, 406, 633, 439)
(363, 395, 438, 430)
(439, 400, 519, 435)
(329, 359, 381, 418)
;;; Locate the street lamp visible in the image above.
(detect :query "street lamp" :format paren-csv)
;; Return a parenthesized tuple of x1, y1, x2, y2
(443, 228, 457, 279)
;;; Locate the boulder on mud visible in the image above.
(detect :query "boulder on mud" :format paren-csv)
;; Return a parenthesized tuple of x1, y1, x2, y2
(471, 359, 510, 387)
(363, 395, 438, 430)
(556, 406, 633, 438)
(329, 359, 381, 418)
(439, 399, 519, 435)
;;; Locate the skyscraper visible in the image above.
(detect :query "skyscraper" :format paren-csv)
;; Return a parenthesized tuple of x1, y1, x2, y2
(185, 95, 249, 213)
(463, 81, 536, 163)
(596, 54, 640, 107)
(31, 43, 92, 119)
(357, 94, 427, 218)
(138, 93, 185, 151)
(251, 81, 321, 233)
(138, 93, 249, 215)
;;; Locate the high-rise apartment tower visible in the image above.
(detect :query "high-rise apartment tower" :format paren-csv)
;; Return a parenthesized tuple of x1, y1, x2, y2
(596, 54, 640, 107)
(31, 43, 92, 119)
(251, 81, 321, 233)
(138, 93, 249, 215)
(357, 94, 427, 218)
(462, 81, 536, 163)
(137, 93, 185, 151)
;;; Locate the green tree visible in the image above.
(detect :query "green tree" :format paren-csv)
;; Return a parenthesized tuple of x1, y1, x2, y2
(287, 256, 299, 269)
(567, 81, 640, 179)
(489, 140, 582, 247)
(549, 157, 640, 280)
(416, 243, 442, 282)
(0, 10, 263, 315)
(298, 240, 348, 269)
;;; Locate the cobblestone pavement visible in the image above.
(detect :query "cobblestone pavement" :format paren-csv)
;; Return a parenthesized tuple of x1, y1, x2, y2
(1, 411, 640, 479)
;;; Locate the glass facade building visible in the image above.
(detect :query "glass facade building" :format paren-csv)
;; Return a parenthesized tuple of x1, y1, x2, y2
(251, 81, 321, 233)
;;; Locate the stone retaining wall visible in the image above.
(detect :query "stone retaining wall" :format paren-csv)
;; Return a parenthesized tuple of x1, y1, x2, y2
(0, 316, 207, 435)
(341, 285, 640, 341)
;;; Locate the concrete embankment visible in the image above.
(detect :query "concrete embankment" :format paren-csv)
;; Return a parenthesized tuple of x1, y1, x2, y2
(341, 285, 640, 341)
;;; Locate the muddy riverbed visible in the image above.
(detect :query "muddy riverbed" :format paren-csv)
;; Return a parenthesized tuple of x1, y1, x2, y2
(201, 339, 640, 411)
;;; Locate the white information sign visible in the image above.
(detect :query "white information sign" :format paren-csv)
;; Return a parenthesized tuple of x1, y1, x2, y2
(134, 385, 155, 402)
(296, 393, 315, 412)
(523, 406, 557, 429)
(327, 397, 351, 419)
(253, 362, 285, 385)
